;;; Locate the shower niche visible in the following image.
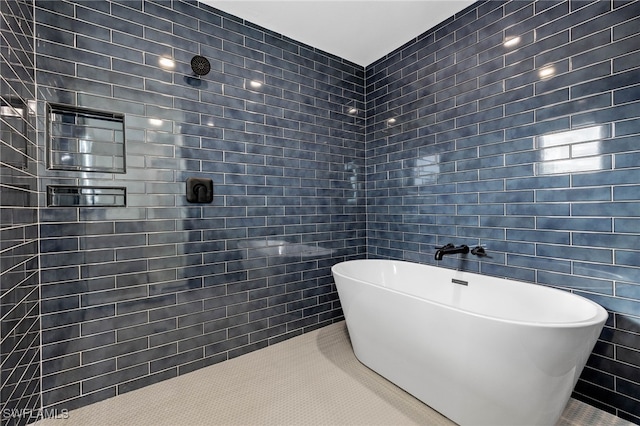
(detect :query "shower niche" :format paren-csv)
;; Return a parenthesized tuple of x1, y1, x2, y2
(47, 103, 125, 173)
(47, 185, 126, 207)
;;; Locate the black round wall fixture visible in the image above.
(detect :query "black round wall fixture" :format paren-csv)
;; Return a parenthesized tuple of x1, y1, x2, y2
(191, 55, 211, 76)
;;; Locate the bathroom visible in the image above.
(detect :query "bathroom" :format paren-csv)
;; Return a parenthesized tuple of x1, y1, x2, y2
(1, 0, 639, 424)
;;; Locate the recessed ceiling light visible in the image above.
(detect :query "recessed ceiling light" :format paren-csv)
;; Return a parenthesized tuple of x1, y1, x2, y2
(387, 118, 397, 125)
(250, 80, 262, 89)
(348, 107, 358, 114)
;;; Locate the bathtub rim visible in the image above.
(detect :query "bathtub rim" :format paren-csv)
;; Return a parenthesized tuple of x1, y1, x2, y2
(332, 259, 609, 329)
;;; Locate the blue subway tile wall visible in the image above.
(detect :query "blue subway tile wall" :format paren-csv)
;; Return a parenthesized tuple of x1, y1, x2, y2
(0, 0, 41, 425)
(366, 0, 640, 422)
(35, 0, 365, 411)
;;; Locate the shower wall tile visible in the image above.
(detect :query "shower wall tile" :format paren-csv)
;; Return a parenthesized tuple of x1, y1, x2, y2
(366, 0, 640, 423)
(0, 0, 41, 425)
(35, 0, 365, 412)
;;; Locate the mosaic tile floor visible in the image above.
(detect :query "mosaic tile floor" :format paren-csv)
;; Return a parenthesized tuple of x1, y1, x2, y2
(36, 321, 633, 426)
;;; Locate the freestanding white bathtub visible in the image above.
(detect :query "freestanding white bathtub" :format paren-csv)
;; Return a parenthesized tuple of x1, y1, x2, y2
(331, 259, 608, 426)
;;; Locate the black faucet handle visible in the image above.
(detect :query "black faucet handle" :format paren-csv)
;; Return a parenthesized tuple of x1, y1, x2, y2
(471, 246, 487, 257)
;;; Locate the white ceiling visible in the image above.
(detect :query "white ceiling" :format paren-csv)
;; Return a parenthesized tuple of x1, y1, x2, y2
(204, 1, 476, 66)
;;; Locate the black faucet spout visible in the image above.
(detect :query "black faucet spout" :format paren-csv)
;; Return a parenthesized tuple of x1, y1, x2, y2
(435, 244, 469, 261)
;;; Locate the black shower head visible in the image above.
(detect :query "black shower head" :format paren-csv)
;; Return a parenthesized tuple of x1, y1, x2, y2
(191, 55, 211, 76)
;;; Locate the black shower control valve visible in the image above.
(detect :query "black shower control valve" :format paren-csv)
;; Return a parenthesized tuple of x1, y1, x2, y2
(186, 177, 213, 203)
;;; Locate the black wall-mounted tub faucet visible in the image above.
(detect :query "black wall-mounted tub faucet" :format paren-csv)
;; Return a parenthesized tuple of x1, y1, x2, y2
(434, 244, 469, 261)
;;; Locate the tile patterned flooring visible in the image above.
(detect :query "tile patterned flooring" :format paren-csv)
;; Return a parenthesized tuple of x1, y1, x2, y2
(36, 321, 634, 425)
